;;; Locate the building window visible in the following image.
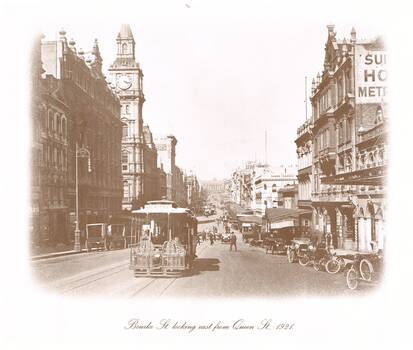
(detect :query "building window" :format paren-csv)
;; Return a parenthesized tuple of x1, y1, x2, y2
(263, 184, 267, 190)
(122, 43, 128, 54)
(272, 184, 277, 192)
(346, 119, 352, 142)
(56, 114, 61, 135)
(48, 111, 54, 133)
(122, 124, 128, 138)
(337, 77, 343, 103)
(62, 118, 66, 139)
(125, 104, 130, 114)
(123, 181, 130, 200)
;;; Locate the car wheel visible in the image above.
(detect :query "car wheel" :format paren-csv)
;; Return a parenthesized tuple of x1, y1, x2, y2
(298, 255, 310, 266)
(359, 259, 373, 281)
(326, 259, 341, 274)
(346, 267, 359, 290)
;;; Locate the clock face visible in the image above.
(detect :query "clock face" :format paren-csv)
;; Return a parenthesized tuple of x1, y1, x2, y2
(118, 75, 132, 90)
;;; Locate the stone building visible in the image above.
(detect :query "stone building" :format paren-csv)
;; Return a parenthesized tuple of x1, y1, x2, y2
(32, 35, 70, 245)
(36, 29, 123, 244)
(308, 25, 387, 251)
(108, 24, 148, 210)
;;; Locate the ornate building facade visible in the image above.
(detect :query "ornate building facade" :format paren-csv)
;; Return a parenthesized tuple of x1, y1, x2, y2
(307, 25, 387, 251)
(34, 29, 123, 245)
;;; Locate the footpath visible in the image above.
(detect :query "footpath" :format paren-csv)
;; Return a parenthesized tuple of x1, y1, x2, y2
(31, 215, 218, 260)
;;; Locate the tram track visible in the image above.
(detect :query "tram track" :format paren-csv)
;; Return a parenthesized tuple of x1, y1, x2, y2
(57, 263, 129, 294)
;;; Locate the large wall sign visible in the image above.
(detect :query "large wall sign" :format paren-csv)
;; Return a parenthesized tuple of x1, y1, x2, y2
(355, 46, 387, 104)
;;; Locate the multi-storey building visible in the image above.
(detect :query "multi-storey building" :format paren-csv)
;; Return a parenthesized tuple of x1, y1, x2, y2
(186, 173, 200, 213)
(250, 165, 297, 216)
(309, 25, 386, 251)
(108, 24, 147, 210)
(38, 29, 123, 243)
(155, 135, 177, 201)
(174, 167, 188, 207)
(142, 125, 161, 201)
(278, 184, 298, 210)
(295, 120, 313, 228)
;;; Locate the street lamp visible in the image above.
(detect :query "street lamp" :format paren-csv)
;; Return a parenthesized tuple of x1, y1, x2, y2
(74, 142, 91, 252)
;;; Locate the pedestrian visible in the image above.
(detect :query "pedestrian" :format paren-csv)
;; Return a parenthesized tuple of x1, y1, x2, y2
(229, 231, 237, 252)
(209, 233, 214, 245)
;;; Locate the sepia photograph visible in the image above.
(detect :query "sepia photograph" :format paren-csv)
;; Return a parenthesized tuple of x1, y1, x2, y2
(2, 0, 412, 349)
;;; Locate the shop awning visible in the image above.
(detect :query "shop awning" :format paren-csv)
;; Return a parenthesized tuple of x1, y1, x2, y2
(265, 208, 312, 223)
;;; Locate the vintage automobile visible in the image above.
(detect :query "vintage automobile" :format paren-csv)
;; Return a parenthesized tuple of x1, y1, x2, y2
(297, 242, 329, 269)
(106, 224, 126, 250)
(85, 223, 107, 252)
(286, 237, 311, 263)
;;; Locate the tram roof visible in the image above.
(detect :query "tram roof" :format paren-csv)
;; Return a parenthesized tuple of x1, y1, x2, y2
(132, 207, 191, 214)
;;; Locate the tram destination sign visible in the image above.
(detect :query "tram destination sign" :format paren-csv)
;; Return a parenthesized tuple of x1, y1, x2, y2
(355, 46, 387, 104)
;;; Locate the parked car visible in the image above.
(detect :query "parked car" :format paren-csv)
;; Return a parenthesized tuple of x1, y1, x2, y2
(106, 224, 126, 250)
(85, 223, 107, 251)
(286, 237, 311, 263)
(263, 237, 287, 255)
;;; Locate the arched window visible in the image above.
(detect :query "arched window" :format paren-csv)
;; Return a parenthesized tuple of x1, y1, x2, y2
(272, 184, 277, 192)
(125, 104, 130, 114)
(48, 111, 54, 132)
(122, 43, 128, 54)
(375, 107, 383, 124)
(263, 184, 267, 190)
(368, 153, 374, 167)
(62, 118, 66, 138)
(56, 114, 61, 135)
(123, 180, 130, 200)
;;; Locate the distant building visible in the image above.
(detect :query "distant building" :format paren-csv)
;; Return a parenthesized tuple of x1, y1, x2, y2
(200, 180, 226, 194)
(295, 120, 313, 228)
(278, 184, 298, 209)
(250, 165, 297, 216)
(155, 135, 177, 201)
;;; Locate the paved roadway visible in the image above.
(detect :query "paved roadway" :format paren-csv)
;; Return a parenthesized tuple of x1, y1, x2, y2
(31, 221, 374, 298)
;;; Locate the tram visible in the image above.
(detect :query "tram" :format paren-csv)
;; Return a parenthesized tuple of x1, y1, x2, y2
(129, 200, 198, 277)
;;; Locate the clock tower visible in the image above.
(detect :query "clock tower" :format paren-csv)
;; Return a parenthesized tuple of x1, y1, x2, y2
(109, 24, 146, 210)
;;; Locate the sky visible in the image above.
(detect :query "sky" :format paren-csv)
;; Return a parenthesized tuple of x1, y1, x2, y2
(6, 0, 389, 181)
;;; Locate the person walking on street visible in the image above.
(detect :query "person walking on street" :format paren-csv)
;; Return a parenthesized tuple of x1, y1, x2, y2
(229, 232, 237, 252)
(209, 232, 214, 245)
